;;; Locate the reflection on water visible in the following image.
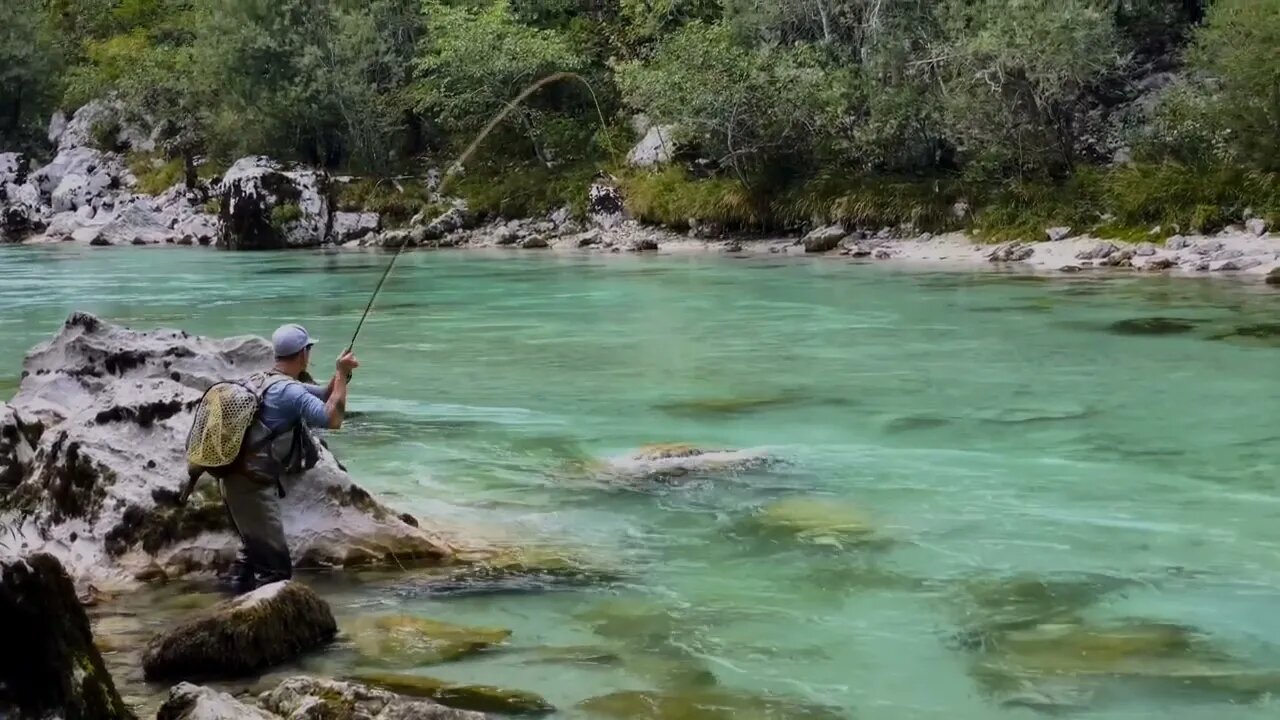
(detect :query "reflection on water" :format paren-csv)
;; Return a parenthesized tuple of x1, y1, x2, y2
(6, 246, 1280, 719)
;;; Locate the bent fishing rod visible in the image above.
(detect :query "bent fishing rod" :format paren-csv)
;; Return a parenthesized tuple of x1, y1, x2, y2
(346, 72, 616, 353)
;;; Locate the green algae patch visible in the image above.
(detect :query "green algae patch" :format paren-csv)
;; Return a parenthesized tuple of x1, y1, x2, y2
(351, 672, 554, 715)
(348, 614, 511, 666)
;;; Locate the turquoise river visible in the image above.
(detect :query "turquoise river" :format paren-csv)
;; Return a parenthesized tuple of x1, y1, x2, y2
(5, 245, 1280, 719)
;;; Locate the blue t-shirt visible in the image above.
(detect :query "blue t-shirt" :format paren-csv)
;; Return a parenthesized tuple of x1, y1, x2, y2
(260, 380, 330, 432)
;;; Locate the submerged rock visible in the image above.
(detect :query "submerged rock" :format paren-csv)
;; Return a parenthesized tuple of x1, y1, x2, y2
(396, 545, 621, 597)
(596, 444, 773, 484)
(0, 313, 452, 585)
(743, 497, 879, 548)
(349, 614, 511, 666)
(156, 683, 276, 720)
(262, 676, 487, 719)
(1106, 317, 1200, 336)
(352, 673, 554, 716)
(0, 553, 134, 720)
(577, 689, 845, 720)
(1208, 323, 1280, 347)
(654, 393, 806, 418)
(142, 580, 336, 681)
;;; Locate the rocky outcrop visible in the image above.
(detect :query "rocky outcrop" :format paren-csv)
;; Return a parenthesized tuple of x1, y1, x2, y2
(0, 553, 135, 720)
(588, 180, 625, 229)
(218, 157, 331, 250)
(157, 683, 276, 720)
(142, 580, 336, 681)
(260, 677, 487, 720)
(0, 403, 39, 494)
(0, 312, 453, 586)
(332, 211, 381, 245)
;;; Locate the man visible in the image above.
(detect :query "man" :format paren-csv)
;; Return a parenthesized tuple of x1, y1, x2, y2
(220, 323, 359, 593)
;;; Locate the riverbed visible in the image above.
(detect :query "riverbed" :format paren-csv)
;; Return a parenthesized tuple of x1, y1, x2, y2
(5, 245, 1280, 719)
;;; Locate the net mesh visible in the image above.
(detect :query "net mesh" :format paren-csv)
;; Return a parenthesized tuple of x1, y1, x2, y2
(186, 383, 258, 467)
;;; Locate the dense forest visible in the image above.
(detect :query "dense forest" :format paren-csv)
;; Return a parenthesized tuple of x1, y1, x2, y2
(2, 0, 1278, 238)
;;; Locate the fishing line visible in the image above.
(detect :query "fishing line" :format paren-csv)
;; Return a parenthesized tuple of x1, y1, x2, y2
(347, 72, 616, 352)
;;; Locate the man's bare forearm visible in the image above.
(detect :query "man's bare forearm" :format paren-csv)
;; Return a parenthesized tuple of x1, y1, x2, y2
(325, 372, 349, 429)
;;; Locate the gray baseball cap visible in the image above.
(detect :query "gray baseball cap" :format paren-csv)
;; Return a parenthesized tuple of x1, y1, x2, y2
(272, 323, 317, 358)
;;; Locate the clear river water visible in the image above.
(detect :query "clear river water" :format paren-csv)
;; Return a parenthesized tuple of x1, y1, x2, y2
(5, 245, 1280, 719)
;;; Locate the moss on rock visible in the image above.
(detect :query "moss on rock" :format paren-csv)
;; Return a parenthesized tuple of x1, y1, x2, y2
(348, 614, 511, 666)
(142, 580, 336, 681)
(0, 554, 135, 720)
(352, 672, 555, 715)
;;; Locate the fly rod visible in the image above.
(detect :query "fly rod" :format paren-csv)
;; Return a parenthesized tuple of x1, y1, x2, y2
(346, 71, 616, 352)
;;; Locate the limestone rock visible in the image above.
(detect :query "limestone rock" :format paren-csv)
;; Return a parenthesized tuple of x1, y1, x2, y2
(0, 313, 453, 585)
(261, 676, 487, 720)
(572, 229, 602, 247)
(1166, 235, 1190, 250)
(587, 181, 625, 229)
(1246, 218, 1269, 237)
(802, 225, 844, 253)
(331, 212, 381, 245)
(988, 242, 1034, 263)
(627, 125, 675, 167)
(1075, 242, 1117, 260)
(96, 198, 181, 245)
(1266, 267, 1280, 286)
(1099, 248, 1135, 267)
(218, 157, 331, 250)
(518, 236, 549, 249)
(1134, 242, 1157, 256)
(142, 580, 336, 681)
(1045, 226, 1072, 242)
(0, 403, 39, 493)
(629, 237, 659, 252)
(52, 99, 156, 154)
(156, 683, 276, 720)
(1210, 257, 1263, 272)
(1143, 256, 1177, 271)
(597, 444, 773, 483)
(0, 554, 134, 720)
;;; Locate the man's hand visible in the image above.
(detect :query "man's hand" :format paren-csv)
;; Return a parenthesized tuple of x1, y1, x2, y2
(337, 349, 360, 376)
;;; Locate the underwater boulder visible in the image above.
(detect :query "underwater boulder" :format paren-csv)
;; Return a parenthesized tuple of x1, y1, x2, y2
(352, 673, 554, 716)
(577, 688, 846, 720)
(261, 676, 486, 719)
(598, 444, 773, 483)
(1106, 317, 1200, 336)
(348, 614, 512, 666)
(742, 497, 880, 549)
(142, 580, 336, 681)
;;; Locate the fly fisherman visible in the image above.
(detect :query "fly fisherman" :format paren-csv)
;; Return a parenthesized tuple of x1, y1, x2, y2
(220, 324, 359, 593)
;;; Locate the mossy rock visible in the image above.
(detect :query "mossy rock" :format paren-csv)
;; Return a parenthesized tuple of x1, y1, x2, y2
(954, 573, 1135, 637)
(743, 497, 879, 548)
(142, 580, 336, 681)
(348, 614, 511, 666)
(0, 554, 135, 720)
(1208, 323, 1280, 347)
(576, 688, 846, 720)
(523, 645, 624, 667)
(1106, 317, 1201, 336)
(351, 672, 554, 715)
(632, 443, 710, 461)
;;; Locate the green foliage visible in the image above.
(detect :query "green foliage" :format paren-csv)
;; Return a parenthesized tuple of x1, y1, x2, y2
(617, 22, 849, 181)
(941, 0, 1125, 179)
(1186, 0, 1280, 171)
(126, 152, 184, 194)
(415, 0, 587, 163)
(336, 178, 438, 228)
(621, 167, 763, 228)
(0, 0, 65, 154)
(453, 162, 597, 219)
(270, 202, 304, 232)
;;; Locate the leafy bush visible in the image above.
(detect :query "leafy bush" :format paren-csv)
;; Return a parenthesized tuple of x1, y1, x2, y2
(269, 203, 303, 232)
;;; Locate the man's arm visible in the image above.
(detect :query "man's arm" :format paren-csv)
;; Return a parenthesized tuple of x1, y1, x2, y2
(323, 350, 360, 430)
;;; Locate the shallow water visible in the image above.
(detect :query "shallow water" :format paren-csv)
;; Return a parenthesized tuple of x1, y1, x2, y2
(6, 245, 1280, 718)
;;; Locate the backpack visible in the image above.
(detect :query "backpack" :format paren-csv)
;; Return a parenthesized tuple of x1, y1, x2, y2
(180, 371, 293, 502)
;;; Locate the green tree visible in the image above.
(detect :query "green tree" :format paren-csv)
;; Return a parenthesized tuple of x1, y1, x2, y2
(1186, 0, 1280, 171)
(415, 1, 588, 165)
(940, 0, 1125, 180)
(0, 0, 65, 154)
(617, 22, 850, 185)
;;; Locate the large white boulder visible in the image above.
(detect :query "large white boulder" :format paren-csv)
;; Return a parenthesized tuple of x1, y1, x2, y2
(219, 157, 331, 249)
(626, 125, 675, 167)
(0, 313, 454, 588)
